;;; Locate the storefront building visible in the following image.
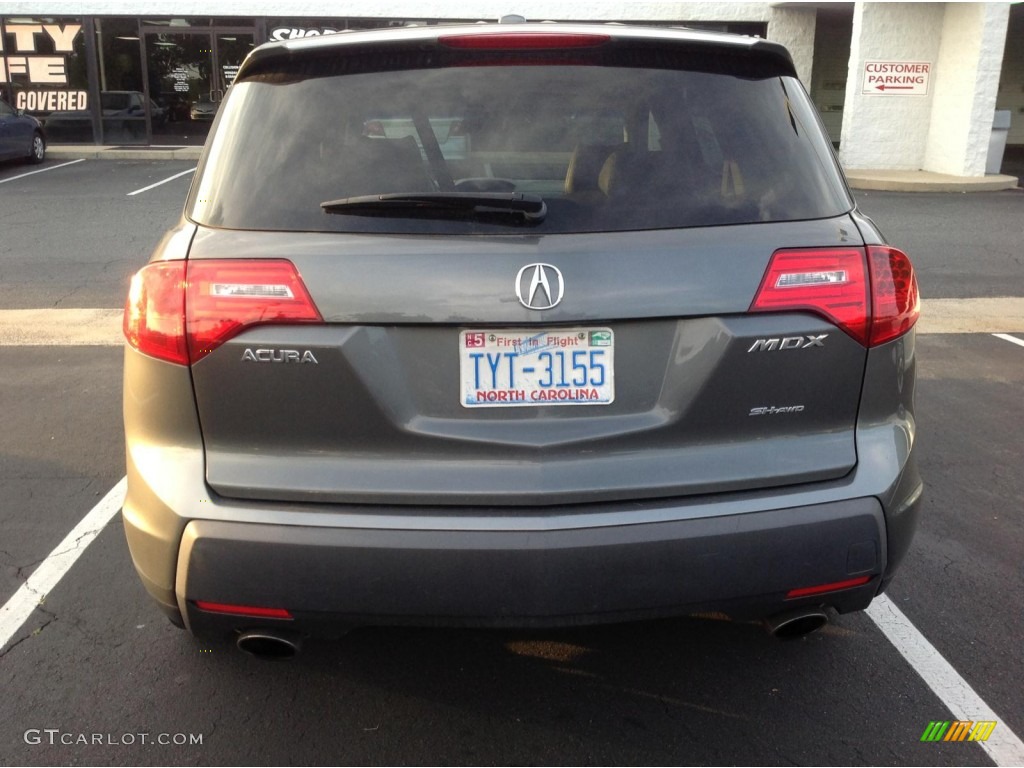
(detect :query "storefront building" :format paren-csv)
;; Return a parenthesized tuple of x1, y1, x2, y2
(1, 2, 1020, 175)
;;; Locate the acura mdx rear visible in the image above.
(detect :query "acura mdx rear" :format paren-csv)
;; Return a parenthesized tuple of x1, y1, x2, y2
(122, 23, 922, 653)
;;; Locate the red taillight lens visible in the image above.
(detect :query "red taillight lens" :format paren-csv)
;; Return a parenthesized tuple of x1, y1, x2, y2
(363, 119, 385, 137)
(123, 259, 322, 365)
(186, 260, 322, 363)
(124, 261, 189, 365)
(750, 246, 919, 348)
(867, 245, 920, 346)
(785, 575, 872, 599)
(438, 32, 610, 50)
(194, 601, 293, 619)
(750, 248, 871, 345)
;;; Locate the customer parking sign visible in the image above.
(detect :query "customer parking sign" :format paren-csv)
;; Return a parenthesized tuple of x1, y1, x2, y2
(862, 61, 931, 95)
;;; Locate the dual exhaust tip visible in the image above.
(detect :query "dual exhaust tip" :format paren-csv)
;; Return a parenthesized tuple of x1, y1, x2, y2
(235, 608, 828, 659)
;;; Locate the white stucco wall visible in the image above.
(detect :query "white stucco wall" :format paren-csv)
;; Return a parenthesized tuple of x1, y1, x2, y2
(841, 1, 1012, 173)
(922, 2, 1009, 175)
(839, 2, 946, 171)
(766, 6, 816, 88)
(995, 4, 1023, 145)
(809, 10, 853, 143)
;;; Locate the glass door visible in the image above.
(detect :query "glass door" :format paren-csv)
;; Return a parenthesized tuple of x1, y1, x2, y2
(214, 33, 253, 100)
(143, 28, 253, 144)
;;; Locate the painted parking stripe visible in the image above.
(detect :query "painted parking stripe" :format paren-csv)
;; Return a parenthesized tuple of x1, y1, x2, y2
(0, 309, 122, 346)
(916, 298, 1024, 334)
(992, 333, 1024, 349)
(867, 595, 1024, 766)
(0, 477, 126, 653)
(126, 166, 196, 196)
(0, 158, 86, 185)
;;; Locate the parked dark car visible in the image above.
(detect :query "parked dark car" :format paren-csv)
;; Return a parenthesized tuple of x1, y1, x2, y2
(0, 96, 45, 163)
(123, 22, 922, 658)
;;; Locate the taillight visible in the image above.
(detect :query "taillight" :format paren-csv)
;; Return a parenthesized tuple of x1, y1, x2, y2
(186, 260, 322, 363)
(123, 259, 322, 365)
(438, 32, 610, 50)
(867, 246, 920, 346)
(749, 246, 919, 347)
(124, 261, 189, 365)
(750, 248, 871, 345)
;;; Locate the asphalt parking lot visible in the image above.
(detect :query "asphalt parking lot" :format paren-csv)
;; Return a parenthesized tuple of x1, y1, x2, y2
(0, 157, 1022, 766)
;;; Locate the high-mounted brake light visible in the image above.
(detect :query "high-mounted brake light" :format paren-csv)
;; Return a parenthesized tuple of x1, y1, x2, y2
(123, 259, 322, 365)
(750, 246, 919, 347)
(438, 32, 611, 50)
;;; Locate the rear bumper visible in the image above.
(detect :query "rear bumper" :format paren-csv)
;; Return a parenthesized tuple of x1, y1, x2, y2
(172, 496, 890, 636)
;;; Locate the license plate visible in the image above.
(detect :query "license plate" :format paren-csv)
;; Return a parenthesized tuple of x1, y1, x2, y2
(460, 328, 614, 407)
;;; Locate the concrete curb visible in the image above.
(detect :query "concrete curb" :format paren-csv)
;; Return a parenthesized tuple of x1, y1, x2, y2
(845, 169, 1019, 192)
(47, 145, 203, 162)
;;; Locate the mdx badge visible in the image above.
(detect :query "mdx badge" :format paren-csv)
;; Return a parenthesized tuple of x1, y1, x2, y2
(515, 263, 564, 310)
(747, 334, 828, 353)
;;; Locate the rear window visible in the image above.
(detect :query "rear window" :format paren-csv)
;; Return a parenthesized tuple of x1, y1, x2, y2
(189, 49, 851, 234)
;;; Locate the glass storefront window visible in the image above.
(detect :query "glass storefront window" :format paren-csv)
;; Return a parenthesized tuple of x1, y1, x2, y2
(8, 15, 759, 147)
(1, 17, 93, 142)
(95, 18, 147, 144)
(143, 27, 254, 145)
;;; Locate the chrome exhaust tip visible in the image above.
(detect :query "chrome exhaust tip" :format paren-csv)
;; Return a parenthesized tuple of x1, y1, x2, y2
(765, 608, 829, 640)
(236, 629, 302, 660)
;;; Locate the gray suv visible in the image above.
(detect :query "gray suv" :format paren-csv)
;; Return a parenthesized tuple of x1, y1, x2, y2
(122, 22, 922, 658)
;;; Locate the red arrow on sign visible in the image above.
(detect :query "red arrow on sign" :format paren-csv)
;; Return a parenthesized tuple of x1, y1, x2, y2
(876, 84, 915, 91)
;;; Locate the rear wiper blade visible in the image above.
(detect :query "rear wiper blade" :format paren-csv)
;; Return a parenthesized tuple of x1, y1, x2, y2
(321, 192, 546, 223)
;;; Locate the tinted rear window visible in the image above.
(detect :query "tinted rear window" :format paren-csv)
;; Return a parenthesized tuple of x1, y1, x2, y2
(189, 51, 850, 234)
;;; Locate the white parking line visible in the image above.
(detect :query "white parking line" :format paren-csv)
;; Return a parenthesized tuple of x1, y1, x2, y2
(126, 166, 196, 196)
(917, 298, 1024, 334)
(0, 478, 126, 653)
(0, 308, 122, 346)
(0, 158, 86, 185)
(993, 333, 1024, 349)
(867, 595, 1024, 766)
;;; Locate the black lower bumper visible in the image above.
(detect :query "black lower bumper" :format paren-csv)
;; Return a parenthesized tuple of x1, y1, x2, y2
(176, 497, 888, 637)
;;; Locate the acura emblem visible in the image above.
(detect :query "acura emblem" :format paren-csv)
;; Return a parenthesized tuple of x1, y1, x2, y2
(515, 263, 564, 310)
